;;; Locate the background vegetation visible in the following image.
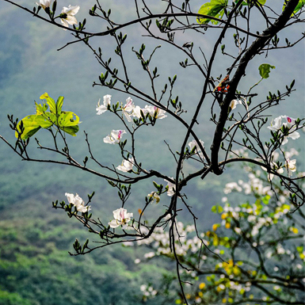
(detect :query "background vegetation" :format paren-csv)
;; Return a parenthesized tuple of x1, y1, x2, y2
(0, 0, 304, 304)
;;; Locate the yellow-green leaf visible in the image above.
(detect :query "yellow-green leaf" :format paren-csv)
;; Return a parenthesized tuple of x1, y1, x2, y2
(197, 0, 228, 25)
(40, 92, 56, 114)
(57, 111, 80, 136)
(56, 96, 64, 115)
(58, 111, 80, 127)
(15, 115, 41, 140)
(34, 115, 53, 129)
(35, 102, 48, 115)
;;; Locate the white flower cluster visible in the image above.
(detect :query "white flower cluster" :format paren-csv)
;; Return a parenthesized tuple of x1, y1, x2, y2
(261, 148, 299, 180)
(36, 1, 80, 28)
(130, 220, 204, 258)
(97, 95, 168, 173)
(96, 95, 167, 121)
(224, 182, 243, 194)
(228, 280, 251, 292)
(249, 215, 272, 236)
(224, 173, 272, 196)
(268, 115, 300, 145)
(140, 284, 157, 299)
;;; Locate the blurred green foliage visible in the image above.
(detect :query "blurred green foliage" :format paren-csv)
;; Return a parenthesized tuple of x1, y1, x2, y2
(0, 215, 170, 305)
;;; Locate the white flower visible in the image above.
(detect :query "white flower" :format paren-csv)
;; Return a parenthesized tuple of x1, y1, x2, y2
(60, 5, 80, 28)
(147, 191, 160, 203)
(229, 99, 242, 110)
(108, 208, 133, 228)
(153, 107, 167, 119)
(277, 245, 285, 254)
(103, 130, 126, 144)
(151, 290, 157, 296)
(144, 105, 167, 119)
(144, 252, 155, 258)
(188, 139, 205, 160)
(133, 105, 167, 120)
(122, 97, 135, 122)
(224, 182, 242, 194)
(164, 178, 175, 197)
(268, 115, 287, 130)
(36, 0, 52, 10)
(234, 227, 242, 235)
(96, 95, 111, 115)
(247, 215, 256, 222)
(268, 115, 300, 145)
(132, 106, 143, 119)
(273, 285, 280, 291)
(186, 225, 195, 233)
(261, 162, 284, 181)
(251, 226, 259, 236)
(285, 148, 299, 159)
(65, 193, 91, 213)
(285, 159, 296, 176)
(116, 157, 134, 172)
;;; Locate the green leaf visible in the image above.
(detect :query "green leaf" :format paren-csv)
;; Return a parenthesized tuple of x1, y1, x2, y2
(211, 204, 223, 213)
(35, 102, 57, 127)
(35, 102, 48, 115)
(56, 96, 64, 115)
(257, 0, 266, 5)
(34, 115, 53, 129)
(197, 0, 228, 25)
(15, 115, 41, 139)
(58, 111, 80, 127)
(16, 94, 80, 138)
(40, 92, 56, 114)
(258, 64, 275, 79)
(262, 195, 270, 204)
(61, 126, 79, 137)
(57, 111, 80, 136)
(43, 112, 57, 125)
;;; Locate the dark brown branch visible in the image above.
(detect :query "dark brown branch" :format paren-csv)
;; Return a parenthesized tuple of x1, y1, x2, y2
(210, 0, 300, 175)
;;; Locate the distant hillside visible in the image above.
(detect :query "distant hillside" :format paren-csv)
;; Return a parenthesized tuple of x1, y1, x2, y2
(0, 1, 304, 304)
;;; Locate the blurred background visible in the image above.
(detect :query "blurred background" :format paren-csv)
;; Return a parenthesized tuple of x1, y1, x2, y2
(0, 0, 304, 304)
